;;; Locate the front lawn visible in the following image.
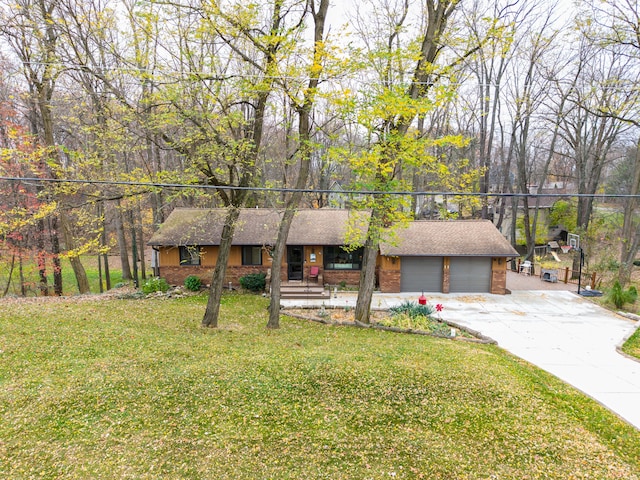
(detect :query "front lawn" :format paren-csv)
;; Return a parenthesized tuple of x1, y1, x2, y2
(1, 293, 639, 479)
(622, 327, 640, 360)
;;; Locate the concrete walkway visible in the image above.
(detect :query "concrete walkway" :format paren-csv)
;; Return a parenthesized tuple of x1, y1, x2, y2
(282, 290, 640, 430)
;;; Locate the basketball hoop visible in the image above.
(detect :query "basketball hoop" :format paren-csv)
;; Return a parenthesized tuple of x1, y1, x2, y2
(568, 233, 580, 251)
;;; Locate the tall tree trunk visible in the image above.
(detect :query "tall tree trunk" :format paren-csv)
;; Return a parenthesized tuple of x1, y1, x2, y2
(618, 139, 640, 286)
(40, 79, 89, 294)
(3, 254, 15, 297)
(267, 210, 291, 329)
(102, 252, 111, 291)
(50, 216, 63, 296)
(128, 210, 139, 288)
(60, 212, 90, 294)
(19, 255, 26, 297)
(496, 121, 517, 232)
(100, 201, 111, 291)
(115, 200, 132, 280)
(354, 212, 381, 324)
(98, 253, 104, 293)
(200, 0, 303, 328)
(510, 197, 518, 247)
(96, 203, 104, 293)
(353, 0, 459, 323)
(37, 218, 48, 296)
(5, 0, 91, 295)
(136, 204, 147, 280)
(203, 206, 241, 328)
(267, 0, 329, 329)
(527, 199, 541, 260)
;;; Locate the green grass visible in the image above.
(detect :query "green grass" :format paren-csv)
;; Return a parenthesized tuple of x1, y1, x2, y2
(0, 254, 126, 296)
(622, 327, 640, 360)
(1, 293, 640, 479)
(61, 256, 126, 294)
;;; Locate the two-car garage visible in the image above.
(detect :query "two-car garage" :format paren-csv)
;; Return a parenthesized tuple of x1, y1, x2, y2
(400, 256, 492, 293)
(381, 220, 519, 295)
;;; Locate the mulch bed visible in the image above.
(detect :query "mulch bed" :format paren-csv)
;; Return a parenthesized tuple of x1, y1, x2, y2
(283, 306, 495, 344)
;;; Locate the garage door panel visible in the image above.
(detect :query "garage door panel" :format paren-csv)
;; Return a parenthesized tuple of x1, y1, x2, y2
(449, 257, 491, 292)
(401, 257, 443, 292)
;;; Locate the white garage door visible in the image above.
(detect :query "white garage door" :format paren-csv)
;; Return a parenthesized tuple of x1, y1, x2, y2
(400, 257, 443, 292)
(449, 257, 492, 292)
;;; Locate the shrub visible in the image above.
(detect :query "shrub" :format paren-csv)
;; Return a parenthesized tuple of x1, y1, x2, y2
(595, 256, 621, 272)
(141, 277, 170, 295)
(628, 285, 638, 303)
(389, 300, 434, 318)
(606, 281, 638, 309)
(239, 273, 266, 292)
(378, 313, 451, 336)
(606, 259, 621, 272)
(184, 275, 202, 292)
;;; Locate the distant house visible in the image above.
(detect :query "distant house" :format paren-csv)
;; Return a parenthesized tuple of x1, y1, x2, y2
(148, 208, 518, 294)
(326, 181, 348, 209)
(497, 183, 573, 243)
(326, 181, 364, 209)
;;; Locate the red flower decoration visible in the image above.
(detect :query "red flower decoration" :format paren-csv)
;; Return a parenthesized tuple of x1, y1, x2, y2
(435, 304, 444, 312)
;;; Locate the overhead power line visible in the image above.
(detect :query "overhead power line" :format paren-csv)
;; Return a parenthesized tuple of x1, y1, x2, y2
(0, 176, 635, 199)
(15, 61, 640, 92)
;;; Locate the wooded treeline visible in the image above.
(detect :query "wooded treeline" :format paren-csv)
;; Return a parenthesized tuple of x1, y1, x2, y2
(1, 0, 640, 324)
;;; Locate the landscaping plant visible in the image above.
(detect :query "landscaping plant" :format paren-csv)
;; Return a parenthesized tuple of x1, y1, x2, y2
(380, 300, 452, 334)
(141, 277, 170, 294)
(607, 280, 638, 309)
(239, 272, 266, 292)
(389, 299, 435, 317)
(184, 275, 202, 292)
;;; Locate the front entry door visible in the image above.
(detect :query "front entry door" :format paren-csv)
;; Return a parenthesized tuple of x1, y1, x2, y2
(287, 246, 304, 280)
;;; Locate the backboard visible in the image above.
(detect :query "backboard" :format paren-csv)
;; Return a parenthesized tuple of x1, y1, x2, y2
(568, 233, 580, 250)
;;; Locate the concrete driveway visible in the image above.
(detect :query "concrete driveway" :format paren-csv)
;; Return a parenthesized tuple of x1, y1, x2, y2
(434, 290, 640, 430)
(282, 290, 640, 430)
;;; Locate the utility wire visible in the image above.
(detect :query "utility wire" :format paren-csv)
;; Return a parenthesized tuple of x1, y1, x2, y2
(14, 61, 640, 91)
(0, 176, 635, 198)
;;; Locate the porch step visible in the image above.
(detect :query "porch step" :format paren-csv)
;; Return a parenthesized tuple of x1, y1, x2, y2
(280, 291, 332, 299)
(280, 285, 325, 293)
(279, 284, 330, 299)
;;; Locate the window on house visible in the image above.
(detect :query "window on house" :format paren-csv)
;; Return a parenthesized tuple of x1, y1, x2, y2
(323, 246, 364, 270)
(179, 246, 201, 266)
(242, 246, 263, 265)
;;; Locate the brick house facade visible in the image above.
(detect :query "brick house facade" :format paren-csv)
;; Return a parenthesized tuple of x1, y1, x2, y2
(149, 208, 518, 294)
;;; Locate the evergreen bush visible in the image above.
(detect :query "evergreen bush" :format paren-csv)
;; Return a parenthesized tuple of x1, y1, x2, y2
(607, 281, 638, 309)
(389, 300, 434, 318)
(239, 273, 266, 292)
(184, 275, 202, 292)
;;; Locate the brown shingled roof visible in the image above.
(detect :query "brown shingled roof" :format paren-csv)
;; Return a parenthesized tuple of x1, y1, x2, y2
(147, 208, 278, 246)
(148, 209, 518, 257)
(379, 220, 518, 257)
(147, 208, 366, 246)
